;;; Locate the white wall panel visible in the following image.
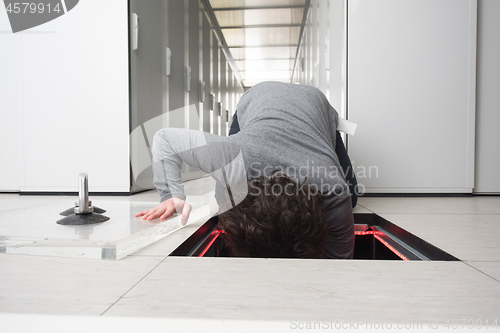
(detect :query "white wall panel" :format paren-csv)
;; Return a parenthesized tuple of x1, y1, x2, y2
(328, 0, 347, 119)
(212, 34, 219, 135)
(202, 12, 211, 133)
(306, 6, 312, 85)
(474, 0, 500, 193)
(347, 0, 477, 193)
(0, 0, 130, 192)
(311, 0, 318, 88)
(0, 11, 21, 191)
(318, 0, 327, 92)
(129, 0, 165, 192)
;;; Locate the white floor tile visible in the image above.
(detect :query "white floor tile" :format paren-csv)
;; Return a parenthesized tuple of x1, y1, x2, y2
(378, 213, 500, 261)
(470, 196, 500, 207)
(0, 313, 296, 333)
(0, 254, 163, 315)
(103, 257, 500, 323)
(357, 197, 500, 215)
(464, 261, 500, 282)
(352, 204, 371, 214)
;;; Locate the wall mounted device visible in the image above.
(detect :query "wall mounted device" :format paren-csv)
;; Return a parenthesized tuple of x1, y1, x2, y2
(324, 37, 330, 71)
(210, 94, 215, 110)
(165, 47, 171, 76)
(313, 62, 319, 87)
(185, 65, 191, 92)
(131, 13, 139, 51)
(200, 81, 205, 102)
(217, 102, 222, 116)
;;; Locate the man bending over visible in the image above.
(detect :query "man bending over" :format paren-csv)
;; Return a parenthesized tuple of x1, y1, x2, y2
(135, 81, 356, 259)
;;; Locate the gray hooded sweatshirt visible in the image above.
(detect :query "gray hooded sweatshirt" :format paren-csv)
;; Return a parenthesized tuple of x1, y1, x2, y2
(152, 81, 355, 258)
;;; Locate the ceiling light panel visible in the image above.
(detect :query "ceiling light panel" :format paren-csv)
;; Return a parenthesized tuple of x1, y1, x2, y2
(228, 47, 297, 70)
(249, 8, 302, 25)
(210, 0, 306, 8)
(235, 59, 295, 72)
(244, 27, 300, 46)
(209, 0, 307, 87)
(243, 78, 289, 87)
(228, 48, 246, 61)
(222, 27, 300, 47)
(220, 28, 246, 47)
(241, 46, 297, 60)
(213, 10, 245, 27)
(215, 8, 303, 27)
(244, 70, 292, 80)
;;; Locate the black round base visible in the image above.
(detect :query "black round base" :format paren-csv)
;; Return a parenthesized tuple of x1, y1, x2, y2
(60, 208, 76, 216)
(60, 206, 107, 216)
(92, 206, 106, 214)
(56, 213, 110, 225)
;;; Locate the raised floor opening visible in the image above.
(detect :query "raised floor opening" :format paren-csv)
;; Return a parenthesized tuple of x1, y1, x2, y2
(170, 214, 459, 261)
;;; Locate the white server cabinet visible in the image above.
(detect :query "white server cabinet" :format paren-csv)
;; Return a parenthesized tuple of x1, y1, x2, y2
(474, 0, 500, 193)
(347, 0, 477, 193)
(0, 0, 130, 193)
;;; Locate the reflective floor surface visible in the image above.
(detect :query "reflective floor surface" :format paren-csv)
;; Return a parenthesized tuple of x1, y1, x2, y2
(0, 177, 217, 259)
(0, 179, 499, 327)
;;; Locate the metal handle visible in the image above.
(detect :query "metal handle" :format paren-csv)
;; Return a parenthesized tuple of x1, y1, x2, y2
(74, 173, 93, 214)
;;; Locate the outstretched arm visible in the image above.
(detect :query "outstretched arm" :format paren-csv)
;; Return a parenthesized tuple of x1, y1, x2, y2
(135, 128, 247, 223)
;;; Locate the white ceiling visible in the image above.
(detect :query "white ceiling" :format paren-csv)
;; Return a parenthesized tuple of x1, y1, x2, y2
(209, 0, 307, 88)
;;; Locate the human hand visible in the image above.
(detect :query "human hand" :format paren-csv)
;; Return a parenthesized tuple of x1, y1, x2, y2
(134, 197, 192, 226)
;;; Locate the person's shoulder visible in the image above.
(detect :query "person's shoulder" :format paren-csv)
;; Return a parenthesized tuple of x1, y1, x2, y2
(244, 82, 328, 105)
(298, 84, 327, 97)
(249, 81, 288, 91)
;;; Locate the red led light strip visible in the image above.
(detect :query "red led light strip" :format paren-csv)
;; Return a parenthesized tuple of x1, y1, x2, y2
(354, 231, 372, 236)
(198, 229, 409, 260)
(197, 230, 221, 257)
(355, 230, 410, 261)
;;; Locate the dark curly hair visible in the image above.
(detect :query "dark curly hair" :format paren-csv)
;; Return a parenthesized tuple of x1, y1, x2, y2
(217, 172, 327, 258)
